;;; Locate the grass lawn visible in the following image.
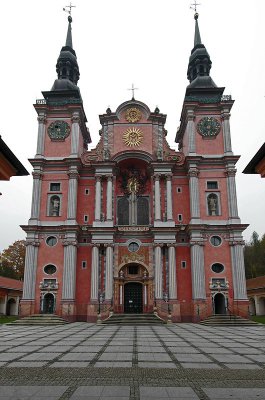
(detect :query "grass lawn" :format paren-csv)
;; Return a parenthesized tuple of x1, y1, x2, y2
(251, 316, 265, 324)
(0, 316, 18, 324)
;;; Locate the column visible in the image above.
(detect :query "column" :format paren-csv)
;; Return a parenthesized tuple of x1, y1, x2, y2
(154, 245, 162, 299)
(119, 285, 123, 305)
(188, 167, 200, 219)
(226, 167, 239, 218)
(187, 110, 196, 154)
(22, 241, 39, 300)
(154, 174, 161, 220)
(94, 176, 102, 221)
(144, 285, 147, 306)
(168, 245, 177, 299)
(106, 176, 113, 221)
(230, 241, 248, 300)
(190, 242, 206, 299)
(166, 175, 173, 220)
(67, 168, 79, 221)
(254, 296, 260, 315)
(91, 245, 99, 300)
(36, 114, 46, 157)
(71, 113, 80, 155)
(221, 112, 232, 154)
(105, 245, 113, 300)
(62, 240, 77, 300)
(30, 171, 42, 220)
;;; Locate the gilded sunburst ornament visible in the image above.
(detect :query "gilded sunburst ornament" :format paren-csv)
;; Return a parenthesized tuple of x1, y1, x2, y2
(125, 107, 142, 123)
(123, 127, 143, 147)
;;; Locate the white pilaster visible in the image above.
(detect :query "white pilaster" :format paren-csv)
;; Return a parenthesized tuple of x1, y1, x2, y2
(188, 167, 200, 220)
(62, 240, 77, 300)
(226, 167, 239, 219)
(119, 285, 123, 305)
(22, 240, 39, 300)
(168, 245, 177, 299)
(105, 245, 113, 300)
(187, 110, 196, 154)
(91, 245, 99, 300)
(166, 175, 173, 220)
(95, 176, 102, 221)
(30, 171, 42, 221)
(222, 112, 233, 154)
(230, 241, 248, 300)
(154, 245, 162, 299)
(36, 115, 46, 157)
(106, 176, 113, 221)
(71, 113, 80, 156)
(154, 175, 161, 221)
(191, 242, 206, 299)
(67, 168, 79, 222)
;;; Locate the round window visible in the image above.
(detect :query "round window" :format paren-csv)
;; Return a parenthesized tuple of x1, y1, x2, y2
(211, 263, 224, 273)
(46, 236, 57, 247)
(210, 236, 222, 247)
(44, 264, 57, 275)
(128, 242, 139, 252)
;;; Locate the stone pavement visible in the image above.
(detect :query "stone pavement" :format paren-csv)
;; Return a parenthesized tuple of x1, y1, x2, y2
(1, 323, 265, 399)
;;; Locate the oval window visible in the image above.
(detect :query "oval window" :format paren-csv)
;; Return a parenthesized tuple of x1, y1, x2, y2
(211, 263, 224, 273)
(44, 264, 57, 275)
(128, 242, 139, 252)
(210, 236, 222, 247)
(46, 236, 57, 247)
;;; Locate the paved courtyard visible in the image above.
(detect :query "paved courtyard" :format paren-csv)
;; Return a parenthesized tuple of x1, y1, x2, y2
(1, 323, 265, 399)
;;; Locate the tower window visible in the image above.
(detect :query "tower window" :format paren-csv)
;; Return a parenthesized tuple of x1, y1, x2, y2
(211, 263, 225, 273)
(85, 188, 90, 195)
(181, 261, 187, 269)
(50, 183, 61, 192)
(82, 261, 87, 269)
(46, 236, 57, 247)
(84, 215, 88, 223)
(207, 181, 218, 190)
(210, 236, 222, 247)
(117, 195, 149, 226)
(178, 214, 183, 222)
(177, 187, 182, 193)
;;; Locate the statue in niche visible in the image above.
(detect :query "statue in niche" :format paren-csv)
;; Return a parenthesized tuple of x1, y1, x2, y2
(208, 194, 218, 216)
(51, 196, 60, 216)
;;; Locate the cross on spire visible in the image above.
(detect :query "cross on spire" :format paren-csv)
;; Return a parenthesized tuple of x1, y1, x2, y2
(190, 0, 201, 13)
(128, 83, 138, 100)
(63, 2, 76, 16)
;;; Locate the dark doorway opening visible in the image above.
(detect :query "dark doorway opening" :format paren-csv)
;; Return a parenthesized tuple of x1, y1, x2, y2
(43, 293, 55, 314)
(124, 282, 143, 313)
(214, 293, 226, 314)
(6, 298, 16, 316)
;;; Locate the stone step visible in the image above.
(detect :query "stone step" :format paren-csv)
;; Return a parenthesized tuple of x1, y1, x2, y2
(200, 314, 258, 326)
(101, 313, 166, 325)
(9, 314, 69, 325)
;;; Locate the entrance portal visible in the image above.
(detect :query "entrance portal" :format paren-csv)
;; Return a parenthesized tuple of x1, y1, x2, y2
(214, 293, 226, 314)
(43, 293, 55, 314)
(124, 282, 143, 313)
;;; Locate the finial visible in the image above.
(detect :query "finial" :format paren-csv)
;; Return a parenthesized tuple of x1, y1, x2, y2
(127, 83, 138, 100)
(63, 2, 76, 20)
(190, 1, 201, 18)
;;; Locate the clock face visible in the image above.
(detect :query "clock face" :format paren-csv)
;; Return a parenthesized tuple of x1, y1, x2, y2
(48, 121, 70, 140)
(197, 117, 221, 138)
(123, 127, 143, 147)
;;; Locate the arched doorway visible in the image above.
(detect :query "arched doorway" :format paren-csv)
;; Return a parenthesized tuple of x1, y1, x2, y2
(124, 282, 143, 313)
(43, 293, 55, 314)
(214, 293, 226, 314)
(249, 297, 256, 316)
(6, 298, 16, 316)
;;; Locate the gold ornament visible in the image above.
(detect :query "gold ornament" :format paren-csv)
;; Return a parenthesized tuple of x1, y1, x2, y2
(127, 177, 139, 194)
(125, 107, 142, 123)
(123, 127, 143, 147)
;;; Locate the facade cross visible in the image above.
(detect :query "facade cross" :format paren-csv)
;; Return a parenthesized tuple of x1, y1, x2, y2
(190, 0, 201, 12)
(128, 83, 138, 100)
(63, 2, 76, 16)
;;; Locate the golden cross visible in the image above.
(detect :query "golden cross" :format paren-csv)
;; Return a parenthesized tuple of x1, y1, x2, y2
(128, 83, 138, 100)
(190, 0, 201, 12)
(63, 2, 76, 16)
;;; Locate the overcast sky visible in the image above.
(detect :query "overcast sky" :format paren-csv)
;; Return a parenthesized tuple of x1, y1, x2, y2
(0, 0, 264, 251)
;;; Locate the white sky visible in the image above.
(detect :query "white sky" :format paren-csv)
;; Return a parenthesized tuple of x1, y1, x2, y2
(0, 0, 264, 251)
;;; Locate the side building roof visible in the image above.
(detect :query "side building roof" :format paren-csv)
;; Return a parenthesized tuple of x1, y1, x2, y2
(0, 136, 29, 180)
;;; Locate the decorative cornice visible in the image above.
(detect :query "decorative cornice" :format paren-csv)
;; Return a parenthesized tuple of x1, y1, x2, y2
(37, 116, 47, 124)
(62, 240, 78, 247)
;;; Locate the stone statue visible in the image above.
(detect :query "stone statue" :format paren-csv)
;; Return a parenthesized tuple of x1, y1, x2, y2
(208, 195, 217, 216)
(52, 197, 60, 216)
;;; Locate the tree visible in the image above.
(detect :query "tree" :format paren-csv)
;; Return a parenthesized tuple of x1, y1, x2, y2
(0, 240, 26, 280)
(244, 232, 265, 279)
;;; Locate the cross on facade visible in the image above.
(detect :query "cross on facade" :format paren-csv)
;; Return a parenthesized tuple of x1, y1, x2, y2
(63, 2, 76, 16)
(190, 0, 201, 12)
(128, 84, 138, 100)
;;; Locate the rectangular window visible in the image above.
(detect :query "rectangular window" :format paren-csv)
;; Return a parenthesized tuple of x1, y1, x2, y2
(85, 188, 90, 195)
(84, 215, 88, 223)
(178, 214, 183, 222)
(128, 265, 138, 275)
(181, 261, 186, 269)
(82, 261, 87, 269)
(207, 181, 218, 190)
(177, 187, 182, 193)
(50, 183, 61, 191)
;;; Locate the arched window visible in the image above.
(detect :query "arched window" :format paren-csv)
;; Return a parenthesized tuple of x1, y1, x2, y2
(207, 193, 219, 216)
(117, 196, 149, 225)
(49, 195, 60, 216)
(137, 197, 149, 225)
(117, 197, 129, 225)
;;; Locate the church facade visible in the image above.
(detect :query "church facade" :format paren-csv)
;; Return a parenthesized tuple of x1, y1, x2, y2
(21, 13, 249, 322)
